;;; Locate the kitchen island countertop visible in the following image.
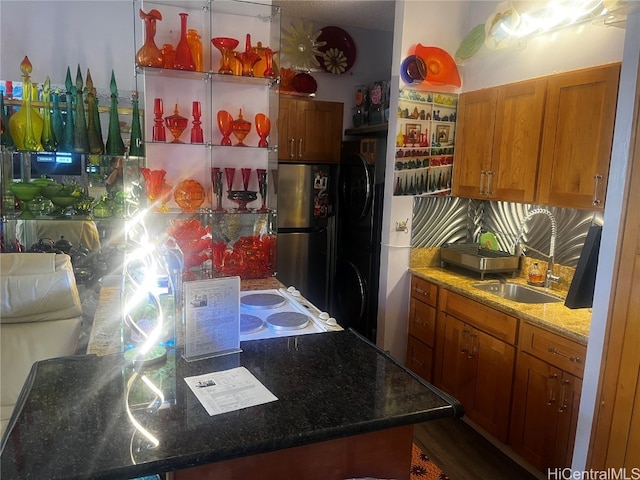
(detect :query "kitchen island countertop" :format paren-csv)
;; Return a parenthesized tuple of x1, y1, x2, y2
(0, 330, 462, 480)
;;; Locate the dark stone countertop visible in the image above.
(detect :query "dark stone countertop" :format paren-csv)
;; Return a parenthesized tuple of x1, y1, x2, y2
(0, 330, 463, 480)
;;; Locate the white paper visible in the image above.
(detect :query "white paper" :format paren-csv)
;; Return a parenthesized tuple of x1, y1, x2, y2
(183, 277, 241, 360)
(184, 366, 278, 416)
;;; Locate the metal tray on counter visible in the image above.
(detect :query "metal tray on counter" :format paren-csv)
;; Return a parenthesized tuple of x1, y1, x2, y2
(440, 243, 521, 279)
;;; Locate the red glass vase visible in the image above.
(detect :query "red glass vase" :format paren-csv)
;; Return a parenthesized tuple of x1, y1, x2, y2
(136, 9, 163, 67)
(173, 13, 195, 71)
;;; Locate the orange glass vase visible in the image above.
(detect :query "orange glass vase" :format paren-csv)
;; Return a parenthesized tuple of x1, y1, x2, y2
(136, 9, 163, 67)
(174, 179, 205, 213)
(165, 104, 188, 143)
(231, 109, 251, 146)
(211, 37, 239, 75)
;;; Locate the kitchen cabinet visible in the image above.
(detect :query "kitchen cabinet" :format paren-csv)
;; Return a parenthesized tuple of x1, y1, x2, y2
(406, 276, 438, 382)
(510, 322, 586, 471)
(452, 64, 620, 209)
(278, 98, 343, 163)
(452, 78, 546, 203)
(537, 63, 620, 210)
(434, 288, 517, 443)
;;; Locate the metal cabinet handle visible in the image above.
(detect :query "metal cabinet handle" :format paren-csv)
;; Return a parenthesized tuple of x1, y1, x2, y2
(289, 138, 295, 158)
(592, 174, 603, 205)
(460, 327, 470, 355)
(547, 373, 558, 405)
(468, 332, 478, 359)
(558, 379, 570, 413)
(414, 286, 430, 299)
(486, 171, 494, 196)
(298, 138, 303, 158)
(547, 348, 581, 363)
(480, 171, 486, 195)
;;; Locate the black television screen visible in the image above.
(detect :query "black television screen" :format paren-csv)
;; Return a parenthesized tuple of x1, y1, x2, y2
(565, 225, 602, 309)
(12, 152, 83, 178)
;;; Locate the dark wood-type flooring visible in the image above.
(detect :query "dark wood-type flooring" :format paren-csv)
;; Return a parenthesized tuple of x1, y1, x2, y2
(414, 417, 545, 480)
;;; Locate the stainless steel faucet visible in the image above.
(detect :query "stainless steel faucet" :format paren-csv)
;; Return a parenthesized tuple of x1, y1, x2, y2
(513, 208, 560, 288)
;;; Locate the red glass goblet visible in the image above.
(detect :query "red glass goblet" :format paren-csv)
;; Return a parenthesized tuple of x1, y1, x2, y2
(224, 167, 236, 191)
(241, 168, 252, 191)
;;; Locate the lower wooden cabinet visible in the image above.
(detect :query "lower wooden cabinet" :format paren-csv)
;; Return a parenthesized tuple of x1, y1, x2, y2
(509, 351, 582, 471)
(510, 322, 586, 471)
(407, 275, 586, 474)
(436, 312, 515, 443)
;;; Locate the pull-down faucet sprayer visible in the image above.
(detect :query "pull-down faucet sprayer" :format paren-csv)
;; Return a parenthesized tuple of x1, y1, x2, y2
(513, 208, 560, 288)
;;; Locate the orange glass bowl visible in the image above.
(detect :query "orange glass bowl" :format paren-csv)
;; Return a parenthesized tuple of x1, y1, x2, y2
(173, 179, 205, 213)
(211, 37, 239, 75)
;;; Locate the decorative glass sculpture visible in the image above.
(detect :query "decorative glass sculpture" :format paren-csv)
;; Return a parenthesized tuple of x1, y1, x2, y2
(60, 67, 74, 152)
(234, 34, 261, 77)
(187, 28, 203, 72)
(0, 95, 15, 149)
(173, 179, 205, 213)
(210, 167, 225, 212)
(51, 89, 64, 150)
(190, 101, 203, 144)
(217, 109, 233, 146)
(173, 13, 195, 71)
(161, 44, 175, 69)
(165, 104, 188, 143)
(73, 65, 89, 153)
(257, 168, 268, 212)
(41, 77, 57, 151)
(8, 56, 43, 151)
(231, 109, 251, 146)
(255, 113, 270, 147)
(105, 70, 125, 155)
(136, 9, 163, 68)
(129, 91, 144, 156)
(211, 37, 239, 75)
(86, 70, 104, 154)
(153, 98, 166, 142)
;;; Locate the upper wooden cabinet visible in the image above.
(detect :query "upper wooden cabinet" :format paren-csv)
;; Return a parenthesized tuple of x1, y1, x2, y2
(537, 64, 620, 209)
(453, 78, 546, 203)
(453, 64, 620, 209)
(278, 98, 343, 163)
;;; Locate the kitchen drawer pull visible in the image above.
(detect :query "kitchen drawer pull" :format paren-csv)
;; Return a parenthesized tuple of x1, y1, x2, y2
(289, 138, 295, 158)
(548, 348, 581, 363)
(298, 138, 303, 158)
(414, 286, 430, 298)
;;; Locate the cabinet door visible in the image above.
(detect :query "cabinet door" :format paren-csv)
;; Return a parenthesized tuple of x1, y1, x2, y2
(537, 63, 620, 209)
(491, 78, 547, 203)
(467, 327, 515, 443)
(452, 88, 497, 198)
(278, 99, 343, 163)
(406, 335, 434, 382)
(436, 314, 475, 403)
(278, 98, 296, 161)
(510, 352, 580, 471)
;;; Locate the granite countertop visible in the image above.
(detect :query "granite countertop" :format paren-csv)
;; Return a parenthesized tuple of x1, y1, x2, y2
(409, 264, 591, 345)
(0, 330, 463, 480)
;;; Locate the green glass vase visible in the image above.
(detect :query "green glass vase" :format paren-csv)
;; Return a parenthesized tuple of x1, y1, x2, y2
(105, 70, 125, 156)
(51, 88, 64, 148)
(85, 69, 104, 154)
(41, 77, 57, 151)
(129, 91, 144, 157)
(60, 66, 75, 152)
(1, 94, 15, 149)
(73, 65, 89, 153)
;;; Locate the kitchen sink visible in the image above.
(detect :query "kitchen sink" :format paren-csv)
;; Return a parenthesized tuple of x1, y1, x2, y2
(472, 282, 563, 304)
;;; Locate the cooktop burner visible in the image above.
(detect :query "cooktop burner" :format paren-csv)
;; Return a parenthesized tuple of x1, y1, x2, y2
(240, 314, 265, 334)
(266, 311, 310, 331)
(241, 293, 286, 309)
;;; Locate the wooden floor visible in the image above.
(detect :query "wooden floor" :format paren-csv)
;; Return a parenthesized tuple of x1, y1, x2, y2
(414, 417, 545, 480)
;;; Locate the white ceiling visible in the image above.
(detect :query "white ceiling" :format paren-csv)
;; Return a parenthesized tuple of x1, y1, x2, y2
(274, 0, 396, 32)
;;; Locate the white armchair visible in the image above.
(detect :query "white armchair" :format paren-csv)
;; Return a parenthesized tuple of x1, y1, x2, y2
(0, 253, 83, 436)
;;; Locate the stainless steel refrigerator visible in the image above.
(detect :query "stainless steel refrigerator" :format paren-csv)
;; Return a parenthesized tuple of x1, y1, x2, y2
(276, 164, 336, 311)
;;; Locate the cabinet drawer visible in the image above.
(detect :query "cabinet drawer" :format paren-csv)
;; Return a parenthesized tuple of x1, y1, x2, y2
(440, 289, 517, 344)
(519, 322, 586, 378)
(406, 335, 434, 382)
(408, 298, 436, 346)
(411, 276, 438, 307)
